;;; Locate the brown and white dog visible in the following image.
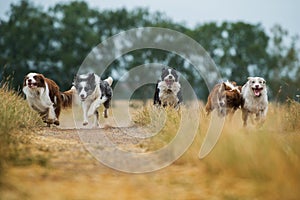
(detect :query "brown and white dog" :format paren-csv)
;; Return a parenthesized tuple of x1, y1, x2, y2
(23, 72, 74, 126)
(241, 77, 268, 127)
(205, 81, 242, 117)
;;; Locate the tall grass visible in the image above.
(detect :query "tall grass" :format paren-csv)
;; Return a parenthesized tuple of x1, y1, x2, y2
(0, 84, 42, 131)
(282, 99, 300, 131)
(0, 84, 44, 184)
(133, 100, 300, 199)
(133, 105, 182, 151)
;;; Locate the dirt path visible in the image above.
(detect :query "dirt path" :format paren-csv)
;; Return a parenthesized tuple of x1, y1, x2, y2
(2, 110, 211, 200)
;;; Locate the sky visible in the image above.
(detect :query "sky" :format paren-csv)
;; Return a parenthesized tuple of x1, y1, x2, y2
(0, 0, 300, 37)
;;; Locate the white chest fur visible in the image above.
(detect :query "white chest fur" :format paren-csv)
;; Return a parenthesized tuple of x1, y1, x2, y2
(23, 84, 53, 112)
(158, 81, 181, 105)
(242, 85, 268, 113)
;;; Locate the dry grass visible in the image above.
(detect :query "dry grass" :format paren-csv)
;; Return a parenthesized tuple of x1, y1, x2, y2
(133, 105, 182, 150)
(0, 84, 45, 184)
(282, 99, 300, 131)
(0, 84, 42, 132)
(133, 101, 300, 199)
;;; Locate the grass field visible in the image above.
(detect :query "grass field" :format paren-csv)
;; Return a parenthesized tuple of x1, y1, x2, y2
(0, 86, 300, 200)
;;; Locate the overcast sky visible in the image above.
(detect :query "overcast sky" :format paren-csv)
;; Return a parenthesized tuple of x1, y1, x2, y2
(1, 0, 299, 37)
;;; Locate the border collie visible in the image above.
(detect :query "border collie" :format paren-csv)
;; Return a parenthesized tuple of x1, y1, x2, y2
(241, 77, 268, 127)
(153, 67, 182, 108)
(23, 72, 74, 126)
(205, 81, 242, 117)
(73, 73, 113, 127)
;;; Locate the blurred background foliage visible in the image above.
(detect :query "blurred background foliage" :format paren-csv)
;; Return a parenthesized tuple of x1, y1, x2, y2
(0, 0, 299, 101)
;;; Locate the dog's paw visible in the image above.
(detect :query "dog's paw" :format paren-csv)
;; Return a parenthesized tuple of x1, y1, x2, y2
(83, 121, 88, 126)
(54, 120, 60, 126)
(46, 118, 55, 124)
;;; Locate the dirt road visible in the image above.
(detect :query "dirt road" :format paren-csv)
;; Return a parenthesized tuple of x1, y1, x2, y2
(2, 108, 214, 200)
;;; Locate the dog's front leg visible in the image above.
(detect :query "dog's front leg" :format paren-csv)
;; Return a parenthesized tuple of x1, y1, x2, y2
(87, 96, 108, 117)
(46, 105, 57, 125)
(82, 103, 89, 126)
(261, 108, 268, 123)
(257, 108, 267, 127)
(242, 109, 249, 127)
(92, 110, 100, 128)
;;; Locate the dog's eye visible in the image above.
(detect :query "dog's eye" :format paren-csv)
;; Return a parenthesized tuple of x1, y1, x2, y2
(252, 81, 255, 84)
(84, 86, 90, 92)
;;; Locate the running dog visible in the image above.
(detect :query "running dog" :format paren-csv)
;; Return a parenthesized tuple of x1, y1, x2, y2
(205, 81, 242, 117)
(241, 77, 268, 127)
(73, 73, 113, 127)
(153, 67, 183, 108)
(23, 72, 74, 126)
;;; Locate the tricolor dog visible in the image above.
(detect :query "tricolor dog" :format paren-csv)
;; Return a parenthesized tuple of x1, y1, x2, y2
(205, 81, 242, 117)
(153, 68, 182, 108)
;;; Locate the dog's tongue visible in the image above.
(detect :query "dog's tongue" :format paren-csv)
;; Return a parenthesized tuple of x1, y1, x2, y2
(166, 80, 174, 87)
(254, 89, 261, 97)
(28, 83, 37, 88)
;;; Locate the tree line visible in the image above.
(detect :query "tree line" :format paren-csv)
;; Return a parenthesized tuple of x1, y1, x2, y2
(0, 0, 299, 101)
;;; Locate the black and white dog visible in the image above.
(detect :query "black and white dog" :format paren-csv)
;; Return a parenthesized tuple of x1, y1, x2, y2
(73, 73, 113, 127)
(153, 67, 182, 107)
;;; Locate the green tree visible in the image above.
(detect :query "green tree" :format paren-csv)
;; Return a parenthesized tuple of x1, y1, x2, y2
(0, 0, 55, 89)
(190, 22, 269, 84)
(48, 1, 100, 88)
(0, 0, 299, 101)
(267, 25, 300, 101)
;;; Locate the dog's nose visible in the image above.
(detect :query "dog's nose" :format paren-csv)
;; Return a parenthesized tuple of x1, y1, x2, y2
(168, 75, 173, 79)
(255, 85, 259, 88)
(80, 94, 85, 98)
(28, 79, 32, 83)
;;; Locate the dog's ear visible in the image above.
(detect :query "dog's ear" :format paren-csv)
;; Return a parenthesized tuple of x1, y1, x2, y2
(36, 74, 45, 85)
(88, 73, 95, 83)
(161, 68, 167, 80)
(23, 75, 28, 86)
(223, 82, 231, 90)
(221, 82, 226, 90)
(72, 75, 78, 86)
(88, 72, 95, 77)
